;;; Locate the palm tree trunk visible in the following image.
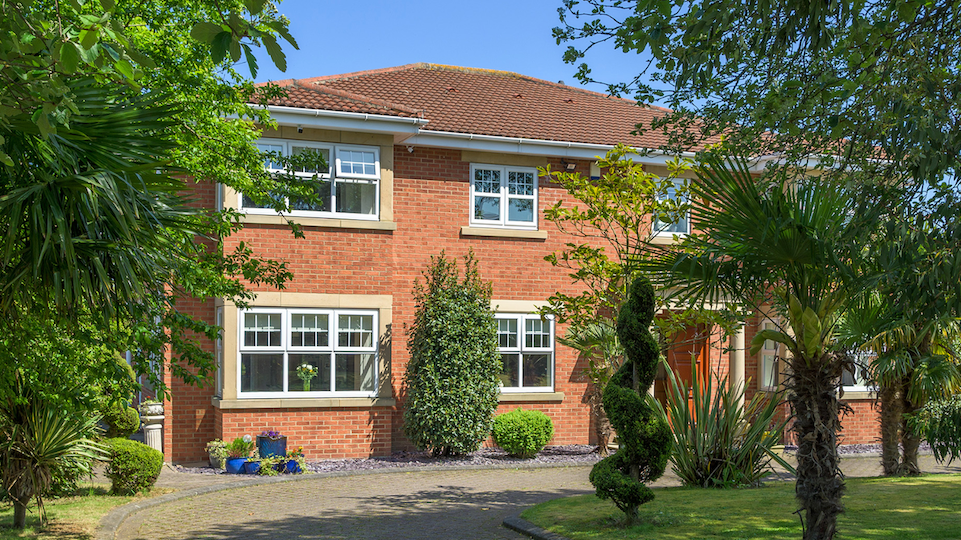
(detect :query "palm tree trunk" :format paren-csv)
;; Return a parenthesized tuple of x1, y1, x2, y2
(13, 501, 27, 529)
(877, 382, 902, 475)
(790, 356, 844, 540)
(900, 389, 922, 476)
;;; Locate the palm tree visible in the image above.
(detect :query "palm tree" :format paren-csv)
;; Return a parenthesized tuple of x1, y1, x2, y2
(838, 297, 961, 475)
(0, 370, 105, 528)
(641, 154, 885, 540)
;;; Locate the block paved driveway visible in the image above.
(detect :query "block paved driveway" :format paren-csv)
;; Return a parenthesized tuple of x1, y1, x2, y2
(113, 454, 961, 540)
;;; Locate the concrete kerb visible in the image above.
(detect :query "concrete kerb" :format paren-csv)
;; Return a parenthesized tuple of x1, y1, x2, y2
(503, 514, 570, 540)
(96, 459, 598, 540)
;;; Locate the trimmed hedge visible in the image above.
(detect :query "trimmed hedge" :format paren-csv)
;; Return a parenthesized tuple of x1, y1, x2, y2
(104, 438, 162, 494)
(491, 408, 554, 458)
(102, 403, 140, 438)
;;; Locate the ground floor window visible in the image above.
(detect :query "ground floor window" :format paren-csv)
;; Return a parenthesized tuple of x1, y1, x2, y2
(238, 308, 377, 397)
(496, 314, 554, 392)
(760, 320, 780, 390)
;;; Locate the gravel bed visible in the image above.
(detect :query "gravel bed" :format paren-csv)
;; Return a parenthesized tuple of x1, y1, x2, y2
(172, 442, 919, 476)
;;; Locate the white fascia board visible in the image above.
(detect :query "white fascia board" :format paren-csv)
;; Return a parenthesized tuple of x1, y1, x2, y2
(258, 105, 429, 143)
(406, 130, 695, 165)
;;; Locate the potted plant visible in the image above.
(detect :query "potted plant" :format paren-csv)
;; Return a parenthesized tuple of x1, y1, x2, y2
(256, 429, 287, 458)
(139, 399, 164, 417)
(296, 363, 318, 392)
(225, 436, 254, 474)
(285, 446, 306, 473)
(206, 439, 228, 469)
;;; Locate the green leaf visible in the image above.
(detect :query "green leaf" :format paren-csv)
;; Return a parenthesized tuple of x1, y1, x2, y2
(79, 27, 99, 50)
(242, 43, 258, 79)
(101, 0, 116, 11)
(262, 35, 286, 71)
(210, 31, 232, 64)
(267, 20, 299, 49)
(59, 41, 81, 73)
(190, 22, 224, 44)
(126, 47, 156, 69)
(801, 307, 821, 354)
(749, 329, 795, 356)
(0, 149, 13, 167)
(115, 58, 134, 79)
(244, 0, 267, 15)
(229, 38, 241, 63)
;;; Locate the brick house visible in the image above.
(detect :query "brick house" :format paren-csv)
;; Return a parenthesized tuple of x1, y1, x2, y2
(162, 63, 880, 463)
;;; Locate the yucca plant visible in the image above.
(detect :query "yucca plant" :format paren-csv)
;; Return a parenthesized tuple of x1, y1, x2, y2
(659, 362, 793, 488)
(0, 371, 106, 529)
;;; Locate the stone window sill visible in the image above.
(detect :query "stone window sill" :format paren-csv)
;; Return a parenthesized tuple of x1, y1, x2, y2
(498, 392, 564, 403)
(240, 214, 397, 231)
(461, 226, 547, 240)
(213, 397, 396, 409)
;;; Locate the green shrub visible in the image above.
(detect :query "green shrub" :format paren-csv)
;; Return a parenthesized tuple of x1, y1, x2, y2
(492, 408, 554, 458)
(102, 403, 140, 438)
(909, 394, 961, 463)
(403, 251, 501, 457)
(661, 364, 792, 488)
(589, 276, 671, 524)
(104, 438, 162, 494)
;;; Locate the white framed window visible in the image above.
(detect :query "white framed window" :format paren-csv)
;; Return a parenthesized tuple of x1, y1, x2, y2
(242, 139, 380, 220)
(215, 307, 224, 399)
(497, 314, 554, 392)
(238, 307, 378, 397)
(760, 320, 779, 390)
(470, 164, 538, 229)
(842, 351, 874, 392)
(653, 178, 690, 235)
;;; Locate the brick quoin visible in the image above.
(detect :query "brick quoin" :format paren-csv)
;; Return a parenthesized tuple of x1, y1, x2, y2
(165, 143, 881, 463)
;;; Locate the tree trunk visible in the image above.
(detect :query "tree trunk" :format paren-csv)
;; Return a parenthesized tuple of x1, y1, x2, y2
(790, 356, 844, 540)
(13, 500, 27, 529)
(877, 382, 902, 475)
(900, 388, 922, 476)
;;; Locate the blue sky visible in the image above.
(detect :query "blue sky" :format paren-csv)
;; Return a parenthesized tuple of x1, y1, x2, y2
(252, 0, 644, 96)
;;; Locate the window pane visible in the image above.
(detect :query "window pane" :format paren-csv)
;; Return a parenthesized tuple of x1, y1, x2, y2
(500, 353, 519, 387)
(508, 171, 534, 195)
(241, 353, 284, 392)
(335, 179, 376, 215)
(256, 143, 284, 170)
(498, 319, 518, 348)
(474, 169, 501, 193)
(508, 198, 534, 222)
(290, 180, 332, 212)
(288, 353, 331, 392)
(339, 150, 377, 176)
(290, 313, 328, 347)
(291, 146, 330, 174)
(242, 192, 284, 210)
(244, 313, 281, 347)
(338, 315, 374, 347)
(474, 196, 501, 221)
(335, 354, 376, 391)
(762, 354, 777, 388)
(763, 322, 777, 351)
(523, 354, 551, 387)
(525, 318, 551, 348)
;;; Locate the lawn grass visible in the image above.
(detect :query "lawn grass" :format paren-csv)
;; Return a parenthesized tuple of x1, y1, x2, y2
(0, 483, 173, 540)
(522, 474, 961, 539)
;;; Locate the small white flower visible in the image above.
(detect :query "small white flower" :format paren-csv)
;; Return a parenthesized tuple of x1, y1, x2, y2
(243, 434, 252, 443)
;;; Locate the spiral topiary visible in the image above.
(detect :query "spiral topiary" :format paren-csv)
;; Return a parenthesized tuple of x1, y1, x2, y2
(588, 276, 671, 523)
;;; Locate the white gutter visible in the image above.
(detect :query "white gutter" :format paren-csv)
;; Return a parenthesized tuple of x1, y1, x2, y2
(405, 130, 697, 165)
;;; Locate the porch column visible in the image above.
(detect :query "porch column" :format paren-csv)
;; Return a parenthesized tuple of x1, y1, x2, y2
(731, 325, 746, 409)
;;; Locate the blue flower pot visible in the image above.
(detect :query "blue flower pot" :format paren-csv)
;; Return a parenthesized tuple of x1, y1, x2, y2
(256, 436, 287, 458)
(285, 460, 302, 474)
(243, 460, 261, 474)
(225, 457, 246, 474)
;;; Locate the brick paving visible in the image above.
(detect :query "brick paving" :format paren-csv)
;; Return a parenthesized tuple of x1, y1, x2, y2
(107, 454, 961, 540)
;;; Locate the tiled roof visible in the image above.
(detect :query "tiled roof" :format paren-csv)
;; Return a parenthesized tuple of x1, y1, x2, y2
(258, 63, 680, 148)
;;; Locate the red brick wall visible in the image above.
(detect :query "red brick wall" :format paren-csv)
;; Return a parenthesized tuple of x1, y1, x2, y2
(167, 146, 881, 462)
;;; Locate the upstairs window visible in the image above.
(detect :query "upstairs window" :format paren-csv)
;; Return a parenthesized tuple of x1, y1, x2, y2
(497, 314, 554, 392)
(653, 178, 689, 235)
(470, 164, 538, 229)
(243, 140, 380, 220)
